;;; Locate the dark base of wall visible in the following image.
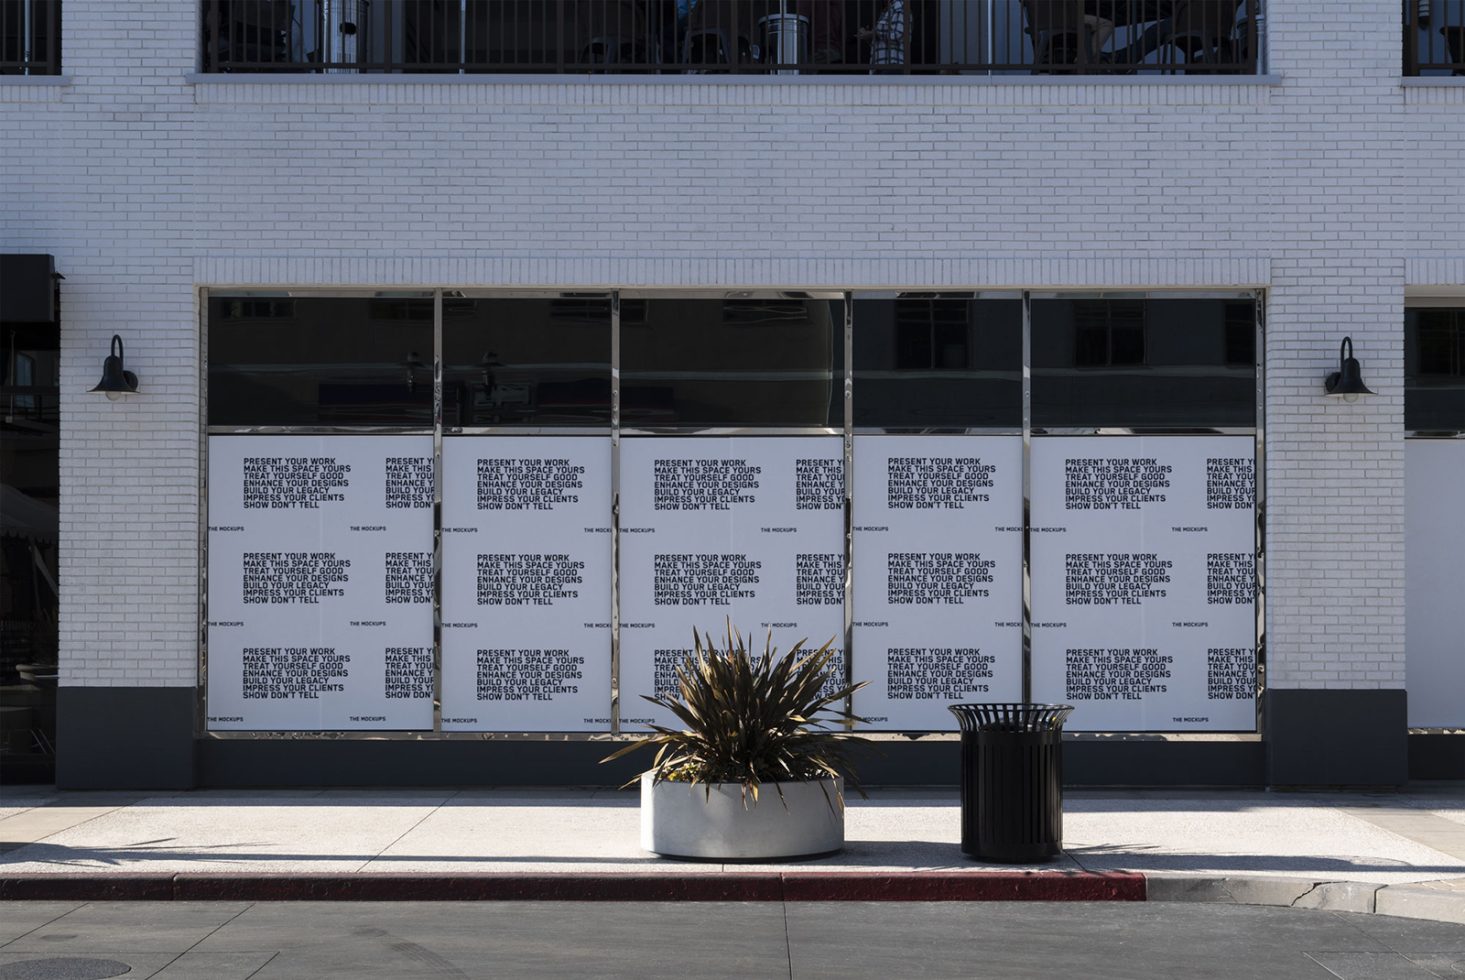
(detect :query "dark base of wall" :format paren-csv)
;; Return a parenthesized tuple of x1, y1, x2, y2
(1409, 732, 1465, 780)
(1062, 738, 1264, 787)
(57, 687, 196, 790)
(1265, 689, 1409, 788)
(195, 736, 1264, 789)
(58, 686, 1431, 790)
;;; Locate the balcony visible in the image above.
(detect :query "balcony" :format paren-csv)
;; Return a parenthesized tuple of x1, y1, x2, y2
(1, 0, 61, 75)
(1406, 0, 1465, 75)
(200, 1, 1259, 76)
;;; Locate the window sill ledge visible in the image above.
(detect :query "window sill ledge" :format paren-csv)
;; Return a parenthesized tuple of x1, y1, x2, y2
(0, 75, 71, 101)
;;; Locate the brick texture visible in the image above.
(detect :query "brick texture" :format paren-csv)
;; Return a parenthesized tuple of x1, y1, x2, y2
(1, 1, 1460, 690)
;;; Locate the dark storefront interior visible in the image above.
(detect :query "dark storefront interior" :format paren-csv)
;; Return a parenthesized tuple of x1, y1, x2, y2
(0, 254, 60, 783)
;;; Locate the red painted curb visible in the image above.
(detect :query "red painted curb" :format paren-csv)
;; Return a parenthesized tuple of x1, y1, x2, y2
(0, 871, 1147, 902)
(0, 875, 176, 902)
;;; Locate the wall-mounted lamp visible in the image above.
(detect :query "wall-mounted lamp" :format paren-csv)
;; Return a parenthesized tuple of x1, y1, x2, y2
(89, 335, 138, 400)
(1323, 337, 1374, 403)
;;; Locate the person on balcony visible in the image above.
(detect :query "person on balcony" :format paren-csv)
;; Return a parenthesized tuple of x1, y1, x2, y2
(858, 0, 907, 69)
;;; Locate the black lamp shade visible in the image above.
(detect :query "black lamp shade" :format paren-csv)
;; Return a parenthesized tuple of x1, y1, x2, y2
(91, 334, 139, 395)
(1324, 337, 1373, 399)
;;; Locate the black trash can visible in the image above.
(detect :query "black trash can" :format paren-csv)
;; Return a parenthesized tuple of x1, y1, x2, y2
(947, 703, 1074, 863)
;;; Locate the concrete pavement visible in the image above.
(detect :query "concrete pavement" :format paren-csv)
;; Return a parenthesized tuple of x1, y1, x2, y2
(0, 785, 1462, 923)
(3, 900, 1465, 979)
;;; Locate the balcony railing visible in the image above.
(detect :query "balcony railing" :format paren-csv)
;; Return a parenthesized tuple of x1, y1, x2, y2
(1406, 0, 1465, 75)
(200, 1, 1258, 76)
(0, 0, 60, 75)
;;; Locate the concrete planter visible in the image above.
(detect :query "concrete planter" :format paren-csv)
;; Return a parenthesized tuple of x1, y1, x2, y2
(640, 772, 845, 860)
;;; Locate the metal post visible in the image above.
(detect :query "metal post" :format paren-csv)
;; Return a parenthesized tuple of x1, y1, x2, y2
(1252, 289, 1267, 734)
(1021, 290, 1033, 704)
(610, 291, 622, 734)
(432, 289, 444, 733)
(842, 292, 855, 727)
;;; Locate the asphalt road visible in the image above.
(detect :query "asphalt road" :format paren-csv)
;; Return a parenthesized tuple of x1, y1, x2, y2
(1, 900, 1463, 979)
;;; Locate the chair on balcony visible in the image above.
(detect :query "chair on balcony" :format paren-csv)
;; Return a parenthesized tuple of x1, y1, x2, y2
(682, 28, 754, 70)
(1158, 0, 1244, 72)
(1021, 0, 1114, 71)
(575, 0, 658, 69)
(580, 36, 660, 67)
(681, 1, 755, 71)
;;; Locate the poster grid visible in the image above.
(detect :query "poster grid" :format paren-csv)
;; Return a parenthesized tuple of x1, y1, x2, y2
(200, 288, 1265, 738)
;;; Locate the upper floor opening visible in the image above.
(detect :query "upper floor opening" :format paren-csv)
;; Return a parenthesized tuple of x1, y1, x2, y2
(199, 0, 1262, 76)
(1, 0, 60, 75)
(1406, 0, 1465, 76)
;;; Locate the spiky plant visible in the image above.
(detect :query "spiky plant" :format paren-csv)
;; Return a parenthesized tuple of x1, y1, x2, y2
(603, 621, 868, 808)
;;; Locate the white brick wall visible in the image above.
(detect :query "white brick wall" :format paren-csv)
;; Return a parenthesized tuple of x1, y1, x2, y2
(2, 0, 1461, 691)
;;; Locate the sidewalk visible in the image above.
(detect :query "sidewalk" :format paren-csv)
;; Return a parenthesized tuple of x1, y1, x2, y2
(2, 785, 1462, 923)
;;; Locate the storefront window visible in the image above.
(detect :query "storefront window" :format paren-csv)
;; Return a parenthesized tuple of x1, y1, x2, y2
(619, 295, 842, 428)
(208, 294, 434, 427)
(853, 294, 1021, 429)
(442, 296, 611, 427)
(1031, 296, 1256, 429)
(203, 288, 1260, 738)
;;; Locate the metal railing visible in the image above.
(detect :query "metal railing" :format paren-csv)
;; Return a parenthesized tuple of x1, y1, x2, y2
(200, 1, 1259, 75)
(1406, 0, 1465, 75)
(0, 0, 60, 75)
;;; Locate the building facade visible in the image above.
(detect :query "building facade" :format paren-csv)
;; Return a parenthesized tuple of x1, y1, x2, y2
(1, 0, 1461, 789)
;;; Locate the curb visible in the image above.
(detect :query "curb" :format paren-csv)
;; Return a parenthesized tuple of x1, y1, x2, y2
(1, 873, 1459, 924)
(1145, 874, 1465, 926)
(0, 871, 1143, 903)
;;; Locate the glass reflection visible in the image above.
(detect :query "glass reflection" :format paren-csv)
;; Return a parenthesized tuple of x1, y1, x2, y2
(1031, 297, 1256, 428)
(853, 294, 1021, 428)
(442, 296, 612, 427)
(620, 296, 842, 428)
(208, 295, 434, 426)
(1406, 308, 1465, 431)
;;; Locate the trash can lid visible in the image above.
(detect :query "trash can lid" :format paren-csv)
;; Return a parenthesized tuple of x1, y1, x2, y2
(947, 702, 1074, 732)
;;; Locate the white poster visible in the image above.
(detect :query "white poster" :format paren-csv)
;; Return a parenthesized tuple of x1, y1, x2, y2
(1407, 439, 1465, 728)
(619, 437, 846, 730)
(440, 437, 613, 732)
(851, 436, 1024, 731)
(1029, 436, 1257, 732)
(206, 435, 435, 731)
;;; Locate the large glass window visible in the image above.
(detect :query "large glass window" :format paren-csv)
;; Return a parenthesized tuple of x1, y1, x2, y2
(853, 293, 1021, 429)
(1031, 296, 1256, 429)
(1406, 308, 1465, 432)
(203, 287, 1260, 738)
(208, 294, 434, 427)
(619, 294, 842, 428)
(442, 295, 612, 427)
